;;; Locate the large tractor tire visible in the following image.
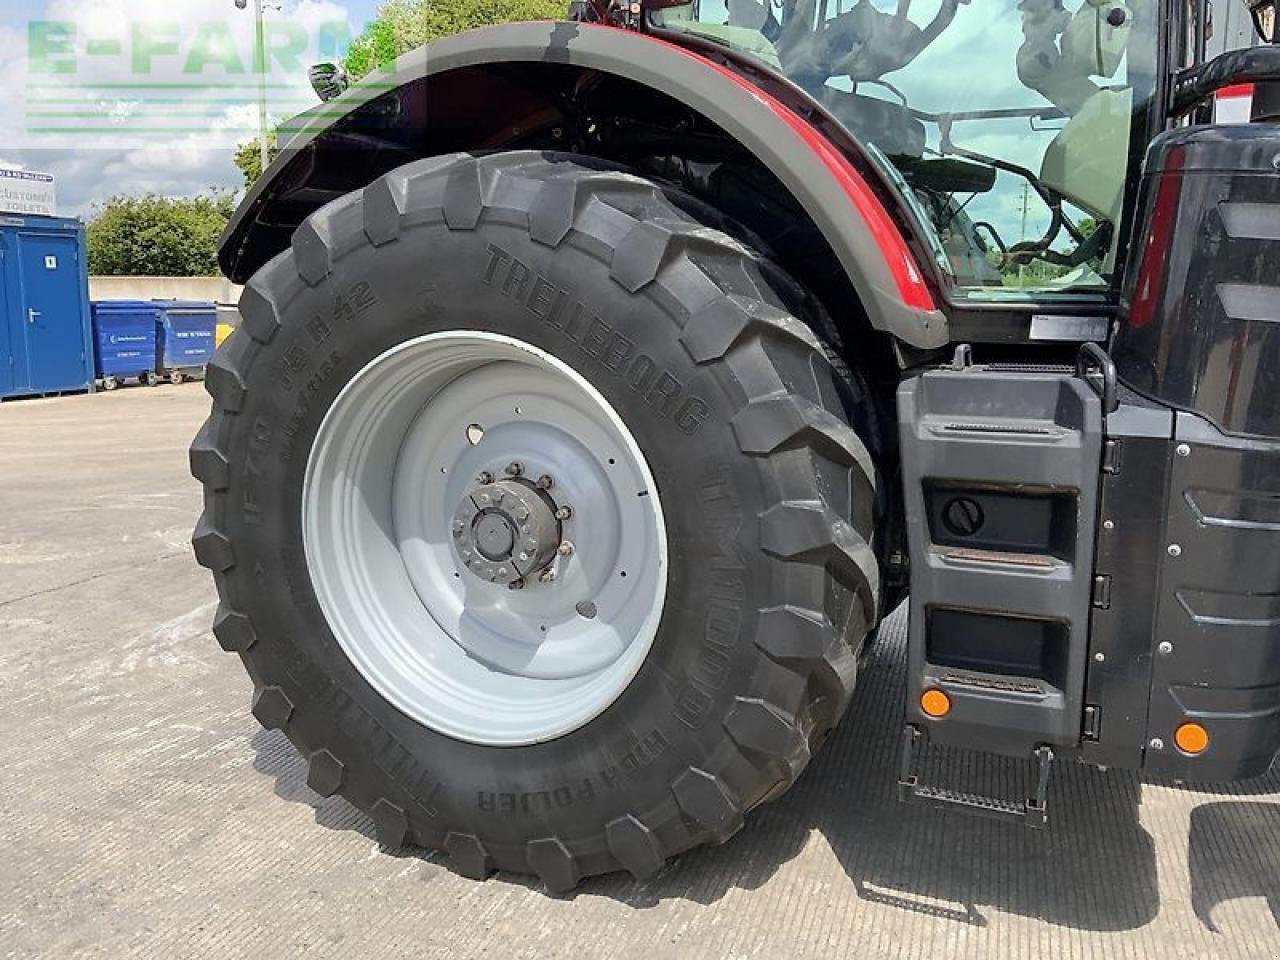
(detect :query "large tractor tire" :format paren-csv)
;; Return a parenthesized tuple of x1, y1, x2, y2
(192, 152, 880, 890)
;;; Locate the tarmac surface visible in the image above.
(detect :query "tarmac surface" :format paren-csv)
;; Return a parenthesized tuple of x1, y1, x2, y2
(1, 385, 1278, 959)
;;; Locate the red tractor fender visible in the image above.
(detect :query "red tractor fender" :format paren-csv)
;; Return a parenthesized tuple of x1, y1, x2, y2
(220, 21, 949, 348)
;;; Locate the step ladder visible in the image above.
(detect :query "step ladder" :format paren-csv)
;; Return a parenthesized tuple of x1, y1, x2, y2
(893, 345, 1110, 824)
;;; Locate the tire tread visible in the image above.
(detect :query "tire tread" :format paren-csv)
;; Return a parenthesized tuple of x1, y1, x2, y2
(190, 150, 880, 889)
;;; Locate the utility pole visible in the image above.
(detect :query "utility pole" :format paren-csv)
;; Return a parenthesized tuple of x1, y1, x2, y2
(235, 0, 271, 175)
(255, 0, 270, 174)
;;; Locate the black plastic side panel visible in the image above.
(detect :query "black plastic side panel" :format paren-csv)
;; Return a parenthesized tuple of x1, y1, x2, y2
(1114, 124, 1280, 438)
(898, 367, 1102, 757)
(1082, 389, 1174, 770)
(903, 366, 1280, 779)
(1106, 123, 1280, 780)
(1086, 392, 1280, 780)
(1143, 413, 1280, 780)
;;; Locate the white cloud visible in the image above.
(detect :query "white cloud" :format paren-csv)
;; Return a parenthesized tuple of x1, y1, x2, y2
(0, 0, 357, 216)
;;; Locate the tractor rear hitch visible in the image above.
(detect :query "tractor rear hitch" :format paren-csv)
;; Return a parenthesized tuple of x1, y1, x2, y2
(896, 725, 1054, 828)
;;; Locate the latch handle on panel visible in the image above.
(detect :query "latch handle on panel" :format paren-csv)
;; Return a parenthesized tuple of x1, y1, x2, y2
(1076, 342, 1118, 414)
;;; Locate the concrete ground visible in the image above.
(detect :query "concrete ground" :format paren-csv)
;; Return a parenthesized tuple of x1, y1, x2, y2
(1, 386, 1278, 960)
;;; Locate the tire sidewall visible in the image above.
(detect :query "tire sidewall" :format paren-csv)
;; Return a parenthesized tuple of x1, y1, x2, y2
(225, 217, 775, 843)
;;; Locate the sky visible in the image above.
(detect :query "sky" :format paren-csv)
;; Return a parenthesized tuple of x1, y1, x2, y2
(0, 0, 382, 217)
(0, 0, 1140, 264)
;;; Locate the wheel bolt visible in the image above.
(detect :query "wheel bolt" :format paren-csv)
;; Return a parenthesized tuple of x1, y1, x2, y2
(555, 505, 573, 521)
(539, 569, 557, 583)
(537, 474, 553, 490)
(476, 471, 493, 485)
(505, 461, 523, 477)
(558, 540, 574, 557)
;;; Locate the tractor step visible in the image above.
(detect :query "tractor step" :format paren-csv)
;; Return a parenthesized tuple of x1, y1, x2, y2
(896, 348, 1105, 758)
(897, 725, 1054, 828)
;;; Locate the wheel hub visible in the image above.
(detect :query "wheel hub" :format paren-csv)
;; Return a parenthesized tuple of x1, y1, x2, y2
(302, 330, 667, 745)
(451, 479, 561, 585)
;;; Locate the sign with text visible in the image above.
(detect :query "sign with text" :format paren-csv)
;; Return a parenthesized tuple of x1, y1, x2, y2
(0, 169, 57, 217)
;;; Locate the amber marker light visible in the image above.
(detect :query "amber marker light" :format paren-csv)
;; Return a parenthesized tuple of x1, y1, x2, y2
(920, 688, 951, 718)
(1174, 722, 1210, 756)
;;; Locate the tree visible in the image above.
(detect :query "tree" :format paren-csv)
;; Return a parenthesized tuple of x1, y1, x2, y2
(233, 130, 280, 191)
(233, 0, 566, 188)
(342, 16, 400, 80)
(86, 192, 237, 276)
(343, 0, 566, 80)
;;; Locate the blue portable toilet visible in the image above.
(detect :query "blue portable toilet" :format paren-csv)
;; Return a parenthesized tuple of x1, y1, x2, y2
(0, 215, 94, 400)
(91, 300, 162, 389)
(156, 300, 216, 383)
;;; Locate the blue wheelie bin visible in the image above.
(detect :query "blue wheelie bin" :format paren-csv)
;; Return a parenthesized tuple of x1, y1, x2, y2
(156, 300, 216, 384)
(90, 301, 162, 390)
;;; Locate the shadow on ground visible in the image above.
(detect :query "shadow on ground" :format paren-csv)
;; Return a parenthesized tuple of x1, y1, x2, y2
(1189, 801, 1280, 931)
(250, 616, 1280, 932)
(252, 726, 379, 843)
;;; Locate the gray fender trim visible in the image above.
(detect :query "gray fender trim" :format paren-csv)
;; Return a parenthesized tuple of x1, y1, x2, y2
(220, 21, 949, 349)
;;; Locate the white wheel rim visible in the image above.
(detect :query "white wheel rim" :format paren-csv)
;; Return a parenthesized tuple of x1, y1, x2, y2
(302, 331, 667, 746)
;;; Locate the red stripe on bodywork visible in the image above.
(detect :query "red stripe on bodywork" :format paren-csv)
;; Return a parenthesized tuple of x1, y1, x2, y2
(1127, 148, 1185, 329)
(1216, 83, 1256, 99)
(640, 33, 937, 312)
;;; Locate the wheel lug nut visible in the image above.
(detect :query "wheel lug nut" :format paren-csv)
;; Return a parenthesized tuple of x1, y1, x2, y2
(555, 505, 573, 521)
(537, 474, 553, 489)
(509, 578, 525, 590)
(505, 461, 523, 477)
(539, 569, 557, 583)
(476, 471, 493, 485)
(558, 541, 574, 557)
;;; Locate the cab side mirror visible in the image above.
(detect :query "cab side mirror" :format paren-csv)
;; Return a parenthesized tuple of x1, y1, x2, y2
(1248, 0, 1276, 43)
(308, 62, 350, 102)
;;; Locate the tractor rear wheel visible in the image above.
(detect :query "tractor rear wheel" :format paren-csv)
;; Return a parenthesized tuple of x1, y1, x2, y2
(191, 152, 880, 889)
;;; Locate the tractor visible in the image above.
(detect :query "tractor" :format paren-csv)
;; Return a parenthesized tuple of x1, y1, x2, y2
(192, 0, 1280, 890)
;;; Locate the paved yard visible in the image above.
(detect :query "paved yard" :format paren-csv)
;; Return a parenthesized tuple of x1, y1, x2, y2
(1, 386, 1277, 959)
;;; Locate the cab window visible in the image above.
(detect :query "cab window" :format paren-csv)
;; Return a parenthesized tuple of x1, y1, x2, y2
(651, 0, 1159, 299)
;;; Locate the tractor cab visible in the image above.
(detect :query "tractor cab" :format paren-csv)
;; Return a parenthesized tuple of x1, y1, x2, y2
(650, 0, 1156, 296)
(647, 0, 1280, 821)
